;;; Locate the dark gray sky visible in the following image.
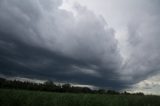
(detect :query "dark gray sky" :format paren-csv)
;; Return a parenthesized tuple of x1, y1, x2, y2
(0, 0, 160, 94)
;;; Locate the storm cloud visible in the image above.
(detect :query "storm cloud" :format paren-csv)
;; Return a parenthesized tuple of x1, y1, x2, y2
(1, 0, 160, 92)
(0, 0, 123, 89)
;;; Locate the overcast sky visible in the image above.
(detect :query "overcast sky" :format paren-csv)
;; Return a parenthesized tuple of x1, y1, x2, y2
(0, 0, 160, 94)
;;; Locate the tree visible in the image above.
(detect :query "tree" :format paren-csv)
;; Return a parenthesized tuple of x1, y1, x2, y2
(44, 80, 57, 91)
(97, 89, 106, 94)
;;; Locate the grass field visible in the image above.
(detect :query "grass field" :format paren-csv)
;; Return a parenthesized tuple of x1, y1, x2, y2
(0, 89, 160, 106)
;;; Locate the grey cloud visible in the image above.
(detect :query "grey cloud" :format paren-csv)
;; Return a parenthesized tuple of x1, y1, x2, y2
(0, 0, 123, 89)
(121, 0, 160, 84)
(58, 0, 160, 91)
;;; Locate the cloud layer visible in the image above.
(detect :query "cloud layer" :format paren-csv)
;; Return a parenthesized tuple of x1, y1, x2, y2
(0, 0, 123, 89)
(0, 0, 160, 92)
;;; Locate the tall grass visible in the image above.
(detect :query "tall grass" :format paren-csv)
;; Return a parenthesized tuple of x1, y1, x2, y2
(0, 89, 160, 106)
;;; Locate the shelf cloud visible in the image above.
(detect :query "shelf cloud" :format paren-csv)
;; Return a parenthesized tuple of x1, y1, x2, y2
(0, 0, 160, 92)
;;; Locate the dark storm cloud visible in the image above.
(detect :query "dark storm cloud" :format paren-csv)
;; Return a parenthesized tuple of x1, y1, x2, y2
(0, 0, 124, 89)
(59, 0, 160, 93)
(0, 32, 124, 89)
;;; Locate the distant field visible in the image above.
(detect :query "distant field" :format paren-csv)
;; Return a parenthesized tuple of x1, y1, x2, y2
(0, 89, 160, 106)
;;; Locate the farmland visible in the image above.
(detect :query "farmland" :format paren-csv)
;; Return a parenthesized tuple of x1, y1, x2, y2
(0, 89, 160, 106)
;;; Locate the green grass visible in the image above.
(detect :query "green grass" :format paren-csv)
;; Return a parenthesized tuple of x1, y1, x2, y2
(0, 89, 160, 106)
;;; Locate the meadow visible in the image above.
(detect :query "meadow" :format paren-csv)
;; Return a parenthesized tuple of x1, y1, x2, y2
(0, 89, 160, 106)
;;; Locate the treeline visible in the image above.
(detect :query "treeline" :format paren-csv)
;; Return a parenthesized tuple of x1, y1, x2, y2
(0, 78, 144, 95)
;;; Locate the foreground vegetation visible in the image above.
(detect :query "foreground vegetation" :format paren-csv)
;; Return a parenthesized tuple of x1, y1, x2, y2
(0, 89, 160, 106)
(1, 78, 159, 106)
